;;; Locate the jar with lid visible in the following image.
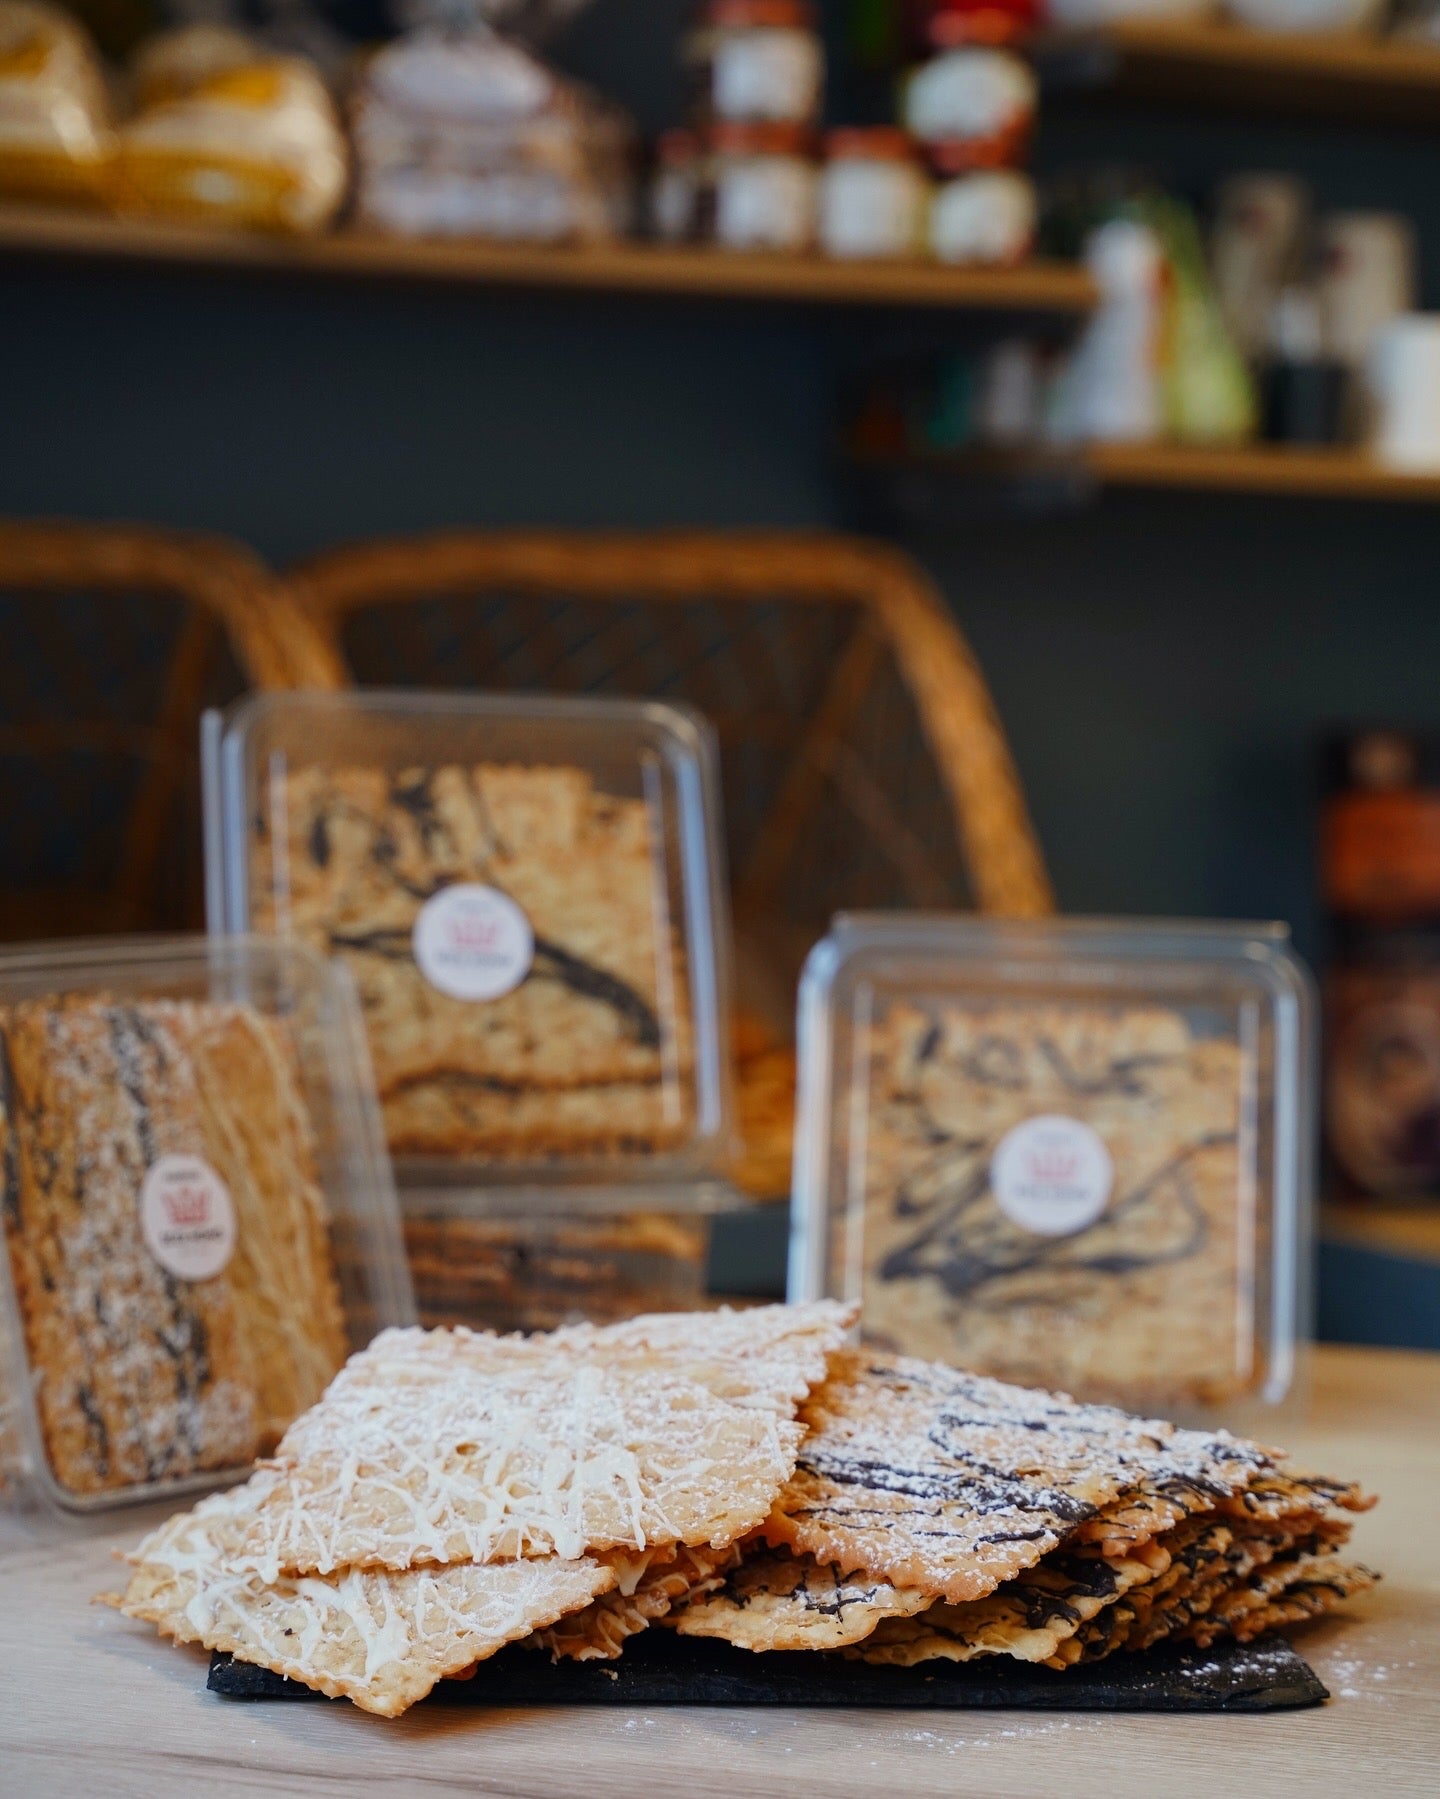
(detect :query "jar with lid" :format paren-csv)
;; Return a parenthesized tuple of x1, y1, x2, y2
(902, 46, 1036, 171)
(1320, 727, 1440, 1202)
(707, 121, 816, 253)
(930, 168, 1035, 265)
(649, 128, 701, 243)
(819, 128, 929, 261)
(686, 0, 824, 128)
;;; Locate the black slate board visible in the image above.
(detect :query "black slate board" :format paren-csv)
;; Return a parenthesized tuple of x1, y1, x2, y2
(208, 1629, 1327, 1713)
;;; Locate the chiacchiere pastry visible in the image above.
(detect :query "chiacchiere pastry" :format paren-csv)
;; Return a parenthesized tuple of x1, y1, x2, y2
(853, 1001, 1255, 1409)
(0, 995, 348, 1497)
(249, 763, 695, 1160)
(103, 1308, 1377, 1717)
(402, 1210, 707, 1333)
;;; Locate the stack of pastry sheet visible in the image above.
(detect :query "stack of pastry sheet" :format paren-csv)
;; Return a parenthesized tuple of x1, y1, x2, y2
(400, 1210, 709, 1333)
(671, 1348, 1377, 1670)
(104, 1302, 852, 1714)
(250, 762, 694, 1162)
(105, 1309, 1377, 1716)
(2, 994, 348, 1496)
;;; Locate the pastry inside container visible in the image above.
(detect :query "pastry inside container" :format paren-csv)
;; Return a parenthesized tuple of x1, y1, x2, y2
(0, 993, 345, 1498)
(0, 935, 412, 1515)
(402, 1205, 708, 1334)
(249, 760, 696, 1162)
(853, 997, 1258, 1410)
(791, 915, 1314, 1416)
(208, 691, 732, 1199)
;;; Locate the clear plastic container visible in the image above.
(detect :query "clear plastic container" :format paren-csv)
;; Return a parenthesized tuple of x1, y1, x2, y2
(205, 690, 734, 1208)
(790, 915, 1316, 1417)
(0, 933, 414, 1517)
(404, 1188, 709, 1334)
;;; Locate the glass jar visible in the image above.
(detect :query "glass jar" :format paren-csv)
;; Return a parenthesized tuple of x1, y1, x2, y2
(1320, 727, 1440, 1201)
(930, 168, 1035, 265)
(708, 122, 817, 253)
(818, 128, 929, 261)
(649, 127, 701, 243)
(902, 46, 1036, 171)
(687, 0, 824, 128)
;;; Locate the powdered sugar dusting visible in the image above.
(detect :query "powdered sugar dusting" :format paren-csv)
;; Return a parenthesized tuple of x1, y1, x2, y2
(115, 1473, 613, 1715)
(223, 1303, 850, 1578)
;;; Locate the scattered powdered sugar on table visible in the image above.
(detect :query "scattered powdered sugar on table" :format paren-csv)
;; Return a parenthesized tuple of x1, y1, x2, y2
(1322, 1655, 1415, 1701)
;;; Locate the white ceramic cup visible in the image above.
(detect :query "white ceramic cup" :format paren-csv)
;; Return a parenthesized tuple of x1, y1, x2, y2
(1318, 212, 1417, 367)
(1369, 315, 1440, 470)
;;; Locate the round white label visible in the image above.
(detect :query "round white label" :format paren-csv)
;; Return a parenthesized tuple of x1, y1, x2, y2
(412, 883, 534, 1002)
(990, 1115, 1113, 1238)
(140, 1155, 237, 1281)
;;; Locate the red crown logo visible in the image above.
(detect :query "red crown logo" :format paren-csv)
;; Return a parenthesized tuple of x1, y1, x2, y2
(162, 1181, 211, 1228)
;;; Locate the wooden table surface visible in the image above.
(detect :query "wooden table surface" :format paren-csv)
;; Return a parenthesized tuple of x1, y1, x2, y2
(2, 1343, 1435, 1798)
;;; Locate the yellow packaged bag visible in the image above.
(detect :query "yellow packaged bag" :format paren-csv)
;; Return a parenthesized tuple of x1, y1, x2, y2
(114, 32, 346, 234)
(0, 1, 114, 206)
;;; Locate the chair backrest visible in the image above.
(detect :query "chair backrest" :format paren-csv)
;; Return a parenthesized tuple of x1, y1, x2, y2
(0, 519, 326, 938)
(279, 530, 1054, 1006)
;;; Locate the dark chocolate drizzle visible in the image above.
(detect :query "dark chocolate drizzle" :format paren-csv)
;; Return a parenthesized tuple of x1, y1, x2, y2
(798, 1449, 1098, 1534)
(389, 771, 453, 860)
(530, 937, 661, 1049)
(107, 1005, 223, 1479)
(329, 916, 661, 1049)
(74, 1381, 111, 1479)
(305, 774, 663, 1047)
(873, 1020, 1235, 1305)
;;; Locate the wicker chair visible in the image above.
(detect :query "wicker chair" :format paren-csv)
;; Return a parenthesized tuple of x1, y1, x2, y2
(0, 519, 329, 939)
(274, 530, 1055, 1203)
(283, 528, 1053, 917)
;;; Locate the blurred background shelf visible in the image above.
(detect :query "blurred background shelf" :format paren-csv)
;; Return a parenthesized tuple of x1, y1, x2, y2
(848, 443, 1440, 514)
(1089, 442, 1440, 499)
(1319, 1201, 1440, 1350)
(1036, 20, 1440, 127)
(0, 207, 1095, 313)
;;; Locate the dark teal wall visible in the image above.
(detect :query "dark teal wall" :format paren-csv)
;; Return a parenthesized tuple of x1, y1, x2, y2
(918, 493, 1440, 965)
(0, 268, 835, 549)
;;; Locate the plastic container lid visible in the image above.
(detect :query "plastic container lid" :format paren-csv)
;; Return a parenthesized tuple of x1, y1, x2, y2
(0, 933, 414, 1517)
(205, 690, 734, 1209)
(789, 914, 1316, 1417)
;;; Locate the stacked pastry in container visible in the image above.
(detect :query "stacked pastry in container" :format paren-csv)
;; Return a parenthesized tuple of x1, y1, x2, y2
(106, 1301, 1377, 1715)
(349, 27, 632, 242)
(206, 691, 735, 1337)
(0, 937, 413, 1518)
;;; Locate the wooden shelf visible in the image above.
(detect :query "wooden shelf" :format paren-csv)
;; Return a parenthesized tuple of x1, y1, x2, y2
(1037, 19, 1440, 127)
(1089, 441, 1440, 500)
(1322, 1199, 1440, 1266)
(0, 204, 1094, 313)
(850, 442, 1440, 505)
